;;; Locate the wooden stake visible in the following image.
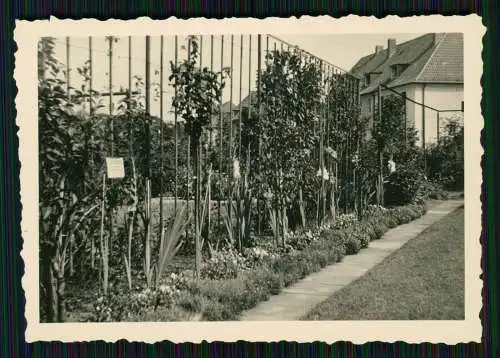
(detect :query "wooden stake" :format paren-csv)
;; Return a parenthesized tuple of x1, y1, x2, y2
(174, 36, 179, 212)
(88, 36, 95, 270)
(228, 35, 234, 221)
(218, 35, 224, 226)
(66, 37, 70, 100)
(160, 35, 164, 233)
(108, 37, 114, 155)
(238, 34, 243, 158)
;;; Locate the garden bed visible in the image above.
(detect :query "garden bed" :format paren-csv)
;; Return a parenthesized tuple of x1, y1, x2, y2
(84, 201, 429, 322)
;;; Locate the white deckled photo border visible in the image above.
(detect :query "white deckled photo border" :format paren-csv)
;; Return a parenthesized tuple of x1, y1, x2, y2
(15, 14, 484, 344)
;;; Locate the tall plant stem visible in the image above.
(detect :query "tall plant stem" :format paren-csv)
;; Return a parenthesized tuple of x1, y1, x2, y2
(99, 174, 109, 296)
(194, 138, 202, 279)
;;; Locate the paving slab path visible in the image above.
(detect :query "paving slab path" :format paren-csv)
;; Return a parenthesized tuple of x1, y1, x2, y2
(239, 199, 464, 321)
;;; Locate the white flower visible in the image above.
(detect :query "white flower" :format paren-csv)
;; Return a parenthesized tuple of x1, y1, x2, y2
(316, 167, 329, 181)
(387, 159, 396, 174)
(233, 159, 241, 179)
(158, 284, 169, 293)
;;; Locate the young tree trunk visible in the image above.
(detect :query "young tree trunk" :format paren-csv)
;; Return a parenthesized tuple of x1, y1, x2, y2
(353, 167, 357, 215)
(242, 146, 252, 247)
(194, 141, 202, 279)
(56, 270, 67, 322)
(272, 174, 280, 247)
(144, 179, 153, 287)
(69, 239, 74, 276)
(91, 235, 95, 270)
(236, 183, 242, 252)
(378, 149, 384, 206)
(48, 260, 59, 322)
(45, 256, 67, 322)
(125, 212, 134, 290)
(273, 204, 279, 247)
(330, 183, 336, 219)
(298, 186, 306, 228)
(99, 174, 109, 295)
(243, 191, 251, 248)
(281, 198, 287, 247)
(40, 254, 58, 323)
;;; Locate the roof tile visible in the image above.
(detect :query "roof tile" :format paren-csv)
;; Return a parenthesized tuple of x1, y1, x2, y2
(352, 33, 463, 95)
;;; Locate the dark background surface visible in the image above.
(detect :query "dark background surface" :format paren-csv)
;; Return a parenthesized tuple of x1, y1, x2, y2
(1, 1, 495, 357)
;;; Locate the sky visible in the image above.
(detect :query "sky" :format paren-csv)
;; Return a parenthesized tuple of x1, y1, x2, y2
(48, 33, 424, 121)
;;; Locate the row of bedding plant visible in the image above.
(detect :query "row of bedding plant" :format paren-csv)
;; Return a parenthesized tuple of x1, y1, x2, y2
(90, 201, 428, 322)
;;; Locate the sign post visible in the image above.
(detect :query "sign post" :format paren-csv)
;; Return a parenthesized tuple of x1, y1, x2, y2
(105, 157, 125, 179)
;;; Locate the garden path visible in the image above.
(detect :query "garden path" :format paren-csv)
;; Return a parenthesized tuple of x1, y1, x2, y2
(239, 199, 465, 321)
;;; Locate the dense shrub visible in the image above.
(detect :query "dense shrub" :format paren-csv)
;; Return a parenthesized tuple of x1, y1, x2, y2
(356, 227, 371, 248)
(370, 219, 389, 240)
(426, 119, 464, 191)
(332, 214, 358, 230)
(345, 237, 362, 255)
(391, 207, 414, 225)
(200, 248, 250, 280)
(343, 226, 369, 253)
(357, 220, 375, 241)
(424, 181, 450, 200)
(92, 272, 189, 322)
(243, 246, 278, 265)
(381, 213, 400, 229)
(287, 229, 317, 250)
(384, 168, 427, 206)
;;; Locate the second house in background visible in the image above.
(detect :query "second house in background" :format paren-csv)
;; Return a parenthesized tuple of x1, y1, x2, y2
(351, 33, 464, 147)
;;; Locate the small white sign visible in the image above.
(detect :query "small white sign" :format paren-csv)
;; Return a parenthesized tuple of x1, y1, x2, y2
(106, 157, 125, 179)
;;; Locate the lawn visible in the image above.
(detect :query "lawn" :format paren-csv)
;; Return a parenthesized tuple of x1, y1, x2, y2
(302, 206, 465, 320)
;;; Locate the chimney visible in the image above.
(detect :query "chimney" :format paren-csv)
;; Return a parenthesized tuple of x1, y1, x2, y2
(387, 38, 397, 58)
(375, 45, 383, 54)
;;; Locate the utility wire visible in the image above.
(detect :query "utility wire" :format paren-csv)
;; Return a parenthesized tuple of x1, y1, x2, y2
(379, 83, 463, 113)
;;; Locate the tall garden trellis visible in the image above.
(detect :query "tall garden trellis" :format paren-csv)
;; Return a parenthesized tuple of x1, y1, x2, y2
(40, 34, 364, 281)
(59, 36, 358, 203)
(38, 33, 371, 324)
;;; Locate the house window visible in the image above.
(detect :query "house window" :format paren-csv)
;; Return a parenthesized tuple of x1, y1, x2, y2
(391, 66, 397, 79)
(390, 64, 408, 79)
(365, 74, 371, 86)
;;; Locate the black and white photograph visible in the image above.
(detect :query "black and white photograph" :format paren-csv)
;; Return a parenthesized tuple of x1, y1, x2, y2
(17, 16, 482, 343)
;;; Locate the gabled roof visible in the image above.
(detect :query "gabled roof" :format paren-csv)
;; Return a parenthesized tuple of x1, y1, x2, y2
(234, 91, 258, 110)
(221, 101, 236, 113)
(351, 33, 463, 95)
(415, 33, 463, 83)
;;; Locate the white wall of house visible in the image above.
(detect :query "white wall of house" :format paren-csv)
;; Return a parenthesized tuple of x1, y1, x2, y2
(411, 83, 464, 146)
(360, 82, 463, 147)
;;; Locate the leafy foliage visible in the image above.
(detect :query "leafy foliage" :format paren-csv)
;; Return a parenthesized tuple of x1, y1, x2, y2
(38, 37, 104, 322)
(258, 49, 324, 242)
(384, 168, 427, 206)
(426, 117, 464, 191)
(169, 36, 226, 148)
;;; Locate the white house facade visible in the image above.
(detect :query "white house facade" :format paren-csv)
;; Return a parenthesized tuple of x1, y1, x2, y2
(352, 33, 464, 147)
